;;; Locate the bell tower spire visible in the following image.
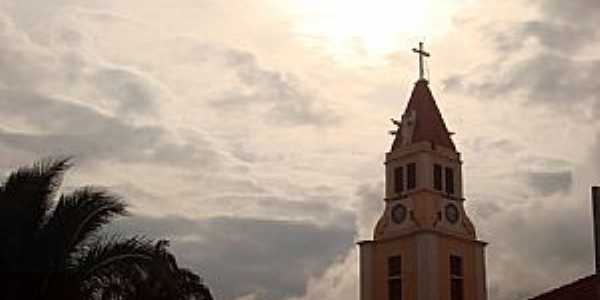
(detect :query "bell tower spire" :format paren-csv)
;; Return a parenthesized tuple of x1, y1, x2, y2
(358, 45, 488, 300)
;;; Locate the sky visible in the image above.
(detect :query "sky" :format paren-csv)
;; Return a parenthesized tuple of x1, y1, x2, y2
(0, 0, 599, 299)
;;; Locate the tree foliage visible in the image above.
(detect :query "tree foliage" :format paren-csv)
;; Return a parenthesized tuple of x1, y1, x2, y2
(0, 158, 213, 300)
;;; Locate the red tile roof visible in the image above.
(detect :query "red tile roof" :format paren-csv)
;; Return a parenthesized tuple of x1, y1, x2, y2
(529, 274, 600, 300)
(391, 80, 456, 151)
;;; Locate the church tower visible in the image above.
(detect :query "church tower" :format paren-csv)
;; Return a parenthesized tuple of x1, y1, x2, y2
(358, 43, 487, 300)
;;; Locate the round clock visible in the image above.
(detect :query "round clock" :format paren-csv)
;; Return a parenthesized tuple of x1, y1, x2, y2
(391, 204, 407, 224)
(445, 203, 459, 224)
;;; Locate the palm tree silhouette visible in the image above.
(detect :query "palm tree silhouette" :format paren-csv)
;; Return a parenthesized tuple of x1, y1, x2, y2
(0, 158, 212, 300)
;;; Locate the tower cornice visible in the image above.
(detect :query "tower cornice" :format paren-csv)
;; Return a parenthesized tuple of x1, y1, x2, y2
(358, 228, 488, 247)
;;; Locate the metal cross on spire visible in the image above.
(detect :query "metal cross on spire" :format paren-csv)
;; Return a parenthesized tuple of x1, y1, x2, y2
(412, 42, 430, 81)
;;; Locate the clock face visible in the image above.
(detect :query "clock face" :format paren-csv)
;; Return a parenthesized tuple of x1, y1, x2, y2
(391, 204, 407, 224)
(445, 203, 459, 224)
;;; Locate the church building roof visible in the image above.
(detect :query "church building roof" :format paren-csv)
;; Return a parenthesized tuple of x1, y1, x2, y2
(529, 273, 600, 300)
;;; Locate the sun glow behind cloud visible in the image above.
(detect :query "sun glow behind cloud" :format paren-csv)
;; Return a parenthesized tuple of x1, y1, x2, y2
(288, 0, 461, 65)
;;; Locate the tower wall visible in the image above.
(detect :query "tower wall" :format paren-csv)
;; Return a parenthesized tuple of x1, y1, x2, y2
(359, 74, 486, 300)
(359, 231, 487, 300)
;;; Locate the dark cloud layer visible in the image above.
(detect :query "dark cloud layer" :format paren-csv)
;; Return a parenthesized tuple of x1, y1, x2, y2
(115, 215, 355, 300)
(0, 89, 222, 168)
(471, 193, 594, 300)
(527, 171, 573, 197)
(445, 0, 600, 119)
(445, 54, 600, 119)
(0, 12, 225, 169)
(505, 0, 600, 53)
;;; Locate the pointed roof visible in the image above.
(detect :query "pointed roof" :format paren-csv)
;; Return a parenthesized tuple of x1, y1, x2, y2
(392, 79, 456, 151)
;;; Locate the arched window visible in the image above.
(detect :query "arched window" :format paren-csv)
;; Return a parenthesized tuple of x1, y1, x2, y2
(445, 167, 455, 194)
(433, 164, 442, 191)
(394, 167, 404, 193)
(450, 255, 463, 300)
(388, 256, 402, 300)
(407, 163, 416, 190)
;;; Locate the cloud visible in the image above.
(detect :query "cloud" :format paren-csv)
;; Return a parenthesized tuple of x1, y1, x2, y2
(490, 0, 600, 53)
(0, 11, 168, 117)
(469, 199, 503, 220)
(354, 183, 384, 239)
(92, 66, 165, 116)
(515, 156, 575, 197)
(114, 214, 355, 300)
(494, 203, 593, 299)
(286, 183, 385, 300)
(210, 49, 339, 127)
(0, 89, 222, 168)
(286, 250, 358, 300)
(0, 13, 56, 89)
(448, 54, 600, 112)
(538, 0, 600, 30)
(586, 131, 600, 181)
(444, 0, 600, 120)
(194, 195, 352, 224)
(0, 11, 224, 169)
(473, 191, 594, 300)
(526, 171, 573, 197)
(593, 133, 600, 169)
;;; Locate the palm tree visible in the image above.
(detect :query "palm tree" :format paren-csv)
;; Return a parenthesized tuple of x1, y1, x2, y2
(0, 158, 212, 300)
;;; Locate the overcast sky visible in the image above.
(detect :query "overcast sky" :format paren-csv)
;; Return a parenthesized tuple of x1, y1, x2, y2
(0, 0, 599, 299)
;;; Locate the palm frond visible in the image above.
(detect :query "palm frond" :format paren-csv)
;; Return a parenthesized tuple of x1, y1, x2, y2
(42, 187, 128, 264)
(148, 240, 212, 300)
(72, 236, 156, 282)
(0, 157, 71, 271)
(174, 268, 213, 300)
(0, 157, 71, 230)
